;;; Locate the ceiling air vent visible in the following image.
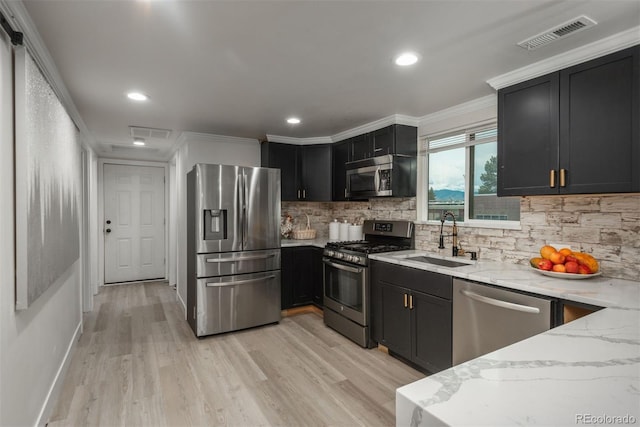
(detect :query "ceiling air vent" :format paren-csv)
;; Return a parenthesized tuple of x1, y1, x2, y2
(129, 126, 172, 140)
(517, 16, 597, 51)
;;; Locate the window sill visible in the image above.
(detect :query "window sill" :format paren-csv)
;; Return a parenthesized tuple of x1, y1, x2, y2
(415, 220, 522, 231)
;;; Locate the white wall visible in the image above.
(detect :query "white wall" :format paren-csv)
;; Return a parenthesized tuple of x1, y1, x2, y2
(0, 32, 84, 427)
(171, 132, 261, 313)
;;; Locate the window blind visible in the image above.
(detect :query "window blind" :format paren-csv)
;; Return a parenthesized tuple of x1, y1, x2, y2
(422, 124, 497, 153)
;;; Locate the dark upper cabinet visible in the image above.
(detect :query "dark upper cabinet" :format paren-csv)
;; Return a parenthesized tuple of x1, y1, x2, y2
(262, 142, 299, 201)
(559, 47, 639, 194)
(350, 134, 370, 161)
(300, 144, 332, 201)
(332, 140, 350, 201)
(349, 124, 417, 162)
(498, 45, 639, 196)
(261, 142, 332, 201)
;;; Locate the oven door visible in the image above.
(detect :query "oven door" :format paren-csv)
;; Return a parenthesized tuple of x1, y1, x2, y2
(323, 257, 368, 326)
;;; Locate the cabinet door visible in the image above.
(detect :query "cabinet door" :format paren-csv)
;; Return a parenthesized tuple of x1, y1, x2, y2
(281, 247, 294, 309)
(291, 247, 314, 306)
(379, 282, 411, 360)
(411, 291, 452, 373)
(311, 247, 324, 306)
(498, 73, 560, 196)
(264, 143, 299, 201)
(371, 125, 395, 157)
(350, 134, 371, 161)
(300, 144, 332, 201)
(559, 46, 639, 194)
(332, 141, 350, 201)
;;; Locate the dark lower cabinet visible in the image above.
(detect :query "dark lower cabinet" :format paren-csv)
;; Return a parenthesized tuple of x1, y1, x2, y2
(371, 260, 452, 374)
(312, 247, 324, 306)
(281, 246, 323, 309)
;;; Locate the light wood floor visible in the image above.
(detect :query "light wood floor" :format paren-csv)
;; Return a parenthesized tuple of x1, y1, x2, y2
(48, 281, 423, 426)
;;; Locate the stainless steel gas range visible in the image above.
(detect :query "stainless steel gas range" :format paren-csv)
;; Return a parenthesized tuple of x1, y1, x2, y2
(322, 219, 414, 347)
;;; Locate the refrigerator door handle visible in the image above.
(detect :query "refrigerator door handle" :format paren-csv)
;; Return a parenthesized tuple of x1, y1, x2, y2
(206, 275, 276, 287)
(205, 254, 276, 263)
(243, 171, 249, 247)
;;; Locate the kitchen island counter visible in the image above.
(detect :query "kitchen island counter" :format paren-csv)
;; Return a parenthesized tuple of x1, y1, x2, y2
(367, 251, 640, 426)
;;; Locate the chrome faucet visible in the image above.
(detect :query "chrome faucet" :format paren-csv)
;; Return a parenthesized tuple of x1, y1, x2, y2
(438, 211, 459, 256)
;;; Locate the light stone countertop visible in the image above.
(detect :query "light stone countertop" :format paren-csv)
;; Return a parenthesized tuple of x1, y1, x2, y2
(366, 251, 640, 427)
(280, 238, 330, 248)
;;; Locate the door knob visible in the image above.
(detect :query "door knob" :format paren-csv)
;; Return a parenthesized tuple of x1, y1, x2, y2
(105, 228, 111, 233)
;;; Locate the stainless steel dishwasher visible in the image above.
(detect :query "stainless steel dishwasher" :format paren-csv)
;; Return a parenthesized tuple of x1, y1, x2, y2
(453, 278, 554, 365)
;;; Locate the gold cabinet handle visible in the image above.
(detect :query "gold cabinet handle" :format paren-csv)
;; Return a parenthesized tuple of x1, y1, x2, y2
(550, 169, 556, 188)
(403, 294, 408, 308)
(560, 169, 566, 187)
(409, 295, 414, 310)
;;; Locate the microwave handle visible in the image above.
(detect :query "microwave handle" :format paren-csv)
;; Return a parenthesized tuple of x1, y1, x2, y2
(374, 167, 381, 191)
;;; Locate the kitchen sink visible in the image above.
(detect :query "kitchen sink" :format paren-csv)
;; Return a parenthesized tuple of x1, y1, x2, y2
(405, 256, 470, 268)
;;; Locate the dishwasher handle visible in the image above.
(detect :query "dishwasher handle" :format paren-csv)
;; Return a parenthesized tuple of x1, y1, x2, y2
(460, 289, 541, 314)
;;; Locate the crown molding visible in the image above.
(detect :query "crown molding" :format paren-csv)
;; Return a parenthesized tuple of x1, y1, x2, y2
(172, 131, 260, 157)
(265, 135, 333, 145)
(0, 0, 97, 153)
(331, 114, 420, 143)
(418, 95, 496, 129)
(487, 26, 640, 90)
(266, 114, 420, 145)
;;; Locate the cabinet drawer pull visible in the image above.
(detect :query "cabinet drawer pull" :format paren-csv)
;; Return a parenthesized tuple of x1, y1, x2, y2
(549, 169, 556, 188)
(303, 189, 306, 199)
(560, 168, 566, 187)
(409, 295, 414, 310)
(404, 293, 408, 308)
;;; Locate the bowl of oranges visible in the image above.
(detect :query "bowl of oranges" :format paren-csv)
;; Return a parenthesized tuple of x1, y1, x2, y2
(529, 245, 601, 279)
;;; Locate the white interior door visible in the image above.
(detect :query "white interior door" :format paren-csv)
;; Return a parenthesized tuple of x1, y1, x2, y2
(104, 164, 165, 284)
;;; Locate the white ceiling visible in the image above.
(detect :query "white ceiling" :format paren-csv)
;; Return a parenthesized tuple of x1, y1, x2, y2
(14, 0, 640, 161)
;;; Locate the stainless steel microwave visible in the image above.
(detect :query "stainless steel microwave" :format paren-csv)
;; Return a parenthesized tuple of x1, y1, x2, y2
(345, 154, 416, 199)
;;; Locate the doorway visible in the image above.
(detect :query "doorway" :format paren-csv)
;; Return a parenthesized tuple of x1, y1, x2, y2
(103, 163, 166, 284)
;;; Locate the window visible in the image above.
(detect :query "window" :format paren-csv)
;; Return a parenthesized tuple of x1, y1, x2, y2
(421, 124, 520, 225)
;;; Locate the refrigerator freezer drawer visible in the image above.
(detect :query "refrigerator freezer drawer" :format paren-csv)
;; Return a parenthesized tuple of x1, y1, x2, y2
(197, 249, 281, 277)
(194, 271, 281, 337)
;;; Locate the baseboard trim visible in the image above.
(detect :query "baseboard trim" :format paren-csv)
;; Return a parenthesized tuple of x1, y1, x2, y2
(35, 320, 82, 427)
(281, 305, 323, 317)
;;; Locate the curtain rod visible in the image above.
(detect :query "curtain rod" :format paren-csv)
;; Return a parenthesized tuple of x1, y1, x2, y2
(0, 10, 23, 45)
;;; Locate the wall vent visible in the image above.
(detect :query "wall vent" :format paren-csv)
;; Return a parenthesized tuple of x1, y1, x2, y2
(129, 126, 172, 140)
(518, 16, 597, 51)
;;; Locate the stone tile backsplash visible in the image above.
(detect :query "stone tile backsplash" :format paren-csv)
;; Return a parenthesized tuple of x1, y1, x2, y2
(283, 194, 640, 281)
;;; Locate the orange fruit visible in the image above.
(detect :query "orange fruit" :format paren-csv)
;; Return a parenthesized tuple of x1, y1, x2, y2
(558, 248, 573, 256)
(573, 252, 599, 273)
(552, 264, 566, 273)
(540, 245, 557, 260)
(549, 251, 566, 265)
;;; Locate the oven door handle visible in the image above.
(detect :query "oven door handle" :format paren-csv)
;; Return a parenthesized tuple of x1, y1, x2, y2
(324, 259, 364, 274)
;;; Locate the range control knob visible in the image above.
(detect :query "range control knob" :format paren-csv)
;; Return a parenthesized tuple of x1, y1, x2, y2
(336, 252, 344, 259)
(326, 250, 334, 257)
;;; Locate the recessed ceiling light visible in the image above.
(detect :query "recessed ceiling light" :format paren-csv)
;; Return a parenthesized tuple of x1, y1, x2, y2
(395, 52, 419, 66)
(127, 92, 148, 101)
(287, 117, 301, 124)
(133, 138, 146, 146)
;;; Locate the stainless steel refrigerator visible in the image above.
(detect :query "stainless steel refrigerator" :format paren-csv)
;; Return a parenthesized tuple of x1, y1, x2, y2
(186, 163, 281, 337)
